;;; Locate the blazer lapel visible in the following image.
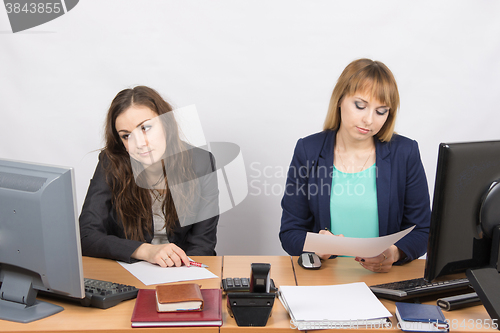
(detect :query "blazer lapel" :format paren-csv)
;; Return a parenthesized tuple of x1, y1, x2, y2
(317, 131, 335, 230)
(376, 140, 391, 236)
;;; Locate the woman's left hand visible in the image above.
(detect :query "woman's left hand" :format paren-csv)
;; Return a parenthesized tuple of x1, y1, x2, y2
(355, 245, 401, 273)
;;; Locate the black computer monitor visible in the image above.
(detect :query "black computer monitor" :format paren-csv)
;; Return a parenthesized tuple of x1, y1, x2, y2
(424, 140, 500, 282)
(0, 159, 84, 323)
(423, 140, 500, 321)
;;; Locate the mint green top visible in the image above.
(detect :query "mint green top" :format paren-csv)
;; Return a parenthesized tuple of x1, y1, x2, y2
(330, 164, 379, 238)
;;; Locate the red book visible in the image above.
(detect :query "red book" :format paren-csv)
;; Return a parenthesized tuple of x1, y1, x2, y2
(131, 289, 222, 327)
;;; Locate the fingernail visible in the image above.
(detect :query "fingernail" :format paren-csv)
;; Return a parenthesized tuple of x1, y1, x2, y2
(361, 259, 365, 262)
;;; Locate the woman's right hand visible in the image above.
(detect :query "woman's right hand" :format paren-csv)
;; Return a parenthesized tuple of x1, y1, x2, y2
(132, 243, 190, 267)
(315, 230, 344, 260)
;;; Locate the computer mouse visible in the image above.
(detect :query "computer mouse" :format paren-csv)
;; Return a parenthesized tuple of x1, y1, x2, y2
(298, 253, 321, 269)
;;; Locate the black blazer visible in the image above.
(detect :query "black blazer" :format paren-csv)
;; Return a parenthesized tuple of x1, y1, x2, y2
(79, 147, 219, 263)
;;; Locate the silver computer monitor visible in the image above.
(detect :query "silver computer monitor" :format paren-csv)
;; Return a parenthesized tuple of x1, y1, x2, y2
(0, 158, 84, 323)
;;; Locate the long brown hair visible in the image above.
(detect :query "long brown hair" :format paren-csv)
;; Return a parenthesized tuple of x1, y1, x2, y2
(323, 58, 400, 142)
(103, 86, 196, 241)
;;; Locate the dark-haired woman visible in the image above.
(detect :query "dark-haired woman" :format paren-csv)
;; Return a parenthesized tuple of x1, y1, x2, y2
(79, 86, 218, 267)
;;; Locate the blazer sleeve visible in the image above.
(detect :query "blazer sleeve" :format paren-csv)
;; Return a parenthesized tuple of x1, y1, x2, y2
(79, 155, 144, 263)
(279, 139, 316, 256)
(393, 140, 431, 263)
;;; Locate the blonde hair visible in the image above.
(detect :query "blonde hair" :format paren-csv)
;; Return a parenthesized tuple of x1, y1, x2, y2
(323, 58, 400, 142)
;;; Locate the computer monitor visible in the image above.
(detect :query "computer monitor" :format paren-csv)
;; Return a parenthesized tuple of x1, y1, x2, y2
(424, 140, 500, 282)
(0, 159, 84, 323)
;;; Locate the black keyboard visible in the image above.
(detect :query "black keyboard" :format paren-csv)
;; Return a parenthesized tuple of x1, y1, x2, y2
(370, 277, 472, 301)
(39, 278, 138, 309)
(82, 278, 138, 308)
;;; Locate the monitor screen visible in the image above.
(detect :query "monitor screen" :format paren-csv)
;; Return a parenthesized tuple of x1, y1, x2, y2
(0, 159, 84, 323)
(424, 140, 500, 282)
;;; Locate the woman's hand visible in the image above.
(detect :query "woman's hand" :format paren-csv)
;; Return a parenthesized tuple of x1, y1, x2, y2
(315, 230, 344, 260)
(132, 243, 190, 267)
(355, 245, 402, 273)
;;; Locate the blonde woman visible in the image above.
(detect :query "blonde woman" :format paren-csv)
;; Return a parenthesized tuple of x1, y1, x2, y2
(280, 59, 430, 272)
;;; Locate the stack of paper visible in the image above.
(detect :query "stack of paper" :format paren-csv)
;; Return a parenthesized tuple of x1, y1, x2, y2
(279, 282, 392, 330)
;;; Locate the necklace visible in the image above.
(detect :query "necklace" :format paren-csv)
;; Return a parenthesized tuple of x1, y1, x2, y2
(151, 174, 164, 187)
(150, 159, 167, 188)
(336, 147, 374, 173)
(151, 188, 164, 201)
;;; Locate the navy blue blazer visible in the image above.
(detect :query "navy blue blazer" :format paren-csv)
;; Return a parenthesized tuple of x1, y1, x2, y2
(279, 130, 431, 262)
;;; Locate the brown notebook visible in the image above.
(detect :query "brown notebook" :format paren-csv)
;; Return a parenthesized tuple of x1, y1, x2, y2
(155, 283, 204, 312)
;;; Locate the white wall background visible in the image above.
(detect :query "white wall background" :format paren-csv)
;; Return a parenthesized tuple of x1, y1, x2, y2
(1, 1, 499, 255)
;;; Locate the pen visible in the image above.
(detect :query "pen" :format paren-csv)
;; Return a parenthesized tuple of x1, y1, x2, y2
(433, 322, 449, 329)
(189, 260, 209, 268)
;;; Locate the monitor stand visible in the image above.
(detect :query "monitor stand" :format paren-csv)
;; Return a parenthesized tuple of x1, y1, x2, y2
(466, 268, 500, 324)
(466, 225, 500, 325)
(0, 268, 63, 323)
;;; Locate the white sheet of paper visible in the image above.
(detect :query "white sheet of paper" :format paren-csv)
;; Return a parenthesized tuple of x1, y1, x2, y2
(118, 261, 218, 285)
(302, 225, 415, 257)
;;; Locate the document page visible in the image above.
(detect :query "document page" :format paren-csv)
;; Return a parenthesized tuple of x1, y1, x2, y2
(302, 225, 414, 257)
(118, 261, 218, 285)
